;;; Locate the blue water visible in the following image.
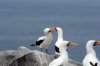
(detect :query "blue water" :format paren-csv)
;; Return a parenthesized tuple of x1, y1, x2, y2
(0, 0, 100, 62)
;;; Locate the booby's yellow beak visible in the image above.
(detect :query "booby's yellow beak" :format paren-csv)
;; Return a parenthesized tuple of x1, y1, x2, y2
(95, 41, 100, 45)
(49, 28, 57, 32)
(67, 42, 78, 46)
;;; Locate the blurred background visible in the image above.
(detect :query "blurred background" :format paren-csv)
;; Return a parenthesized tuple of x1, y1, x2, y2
(0, 0, 100, 63)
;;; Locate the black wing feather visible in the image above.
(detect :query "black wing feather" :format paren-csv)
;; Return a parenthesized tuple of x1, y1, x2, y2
(36, 40, 44, 46)
(90, 62, 98, 66)
(55, 46, 60, 53)
(90, 62, 94, 66)
(30, 44, 36, 46)
(95, 63, 98, 66)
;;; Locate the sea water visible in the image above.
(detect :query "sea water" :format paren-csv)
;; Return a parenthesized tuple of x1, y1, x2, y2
(0, 0, 100, 62)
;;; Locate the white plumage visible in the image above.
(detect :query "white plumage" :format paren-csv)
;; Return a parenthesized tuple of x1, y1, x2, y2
(31, 27, 57, 53)
(54, 27, 64, 55)
(83, 40, 100, 66)
(49, 41, 77, 66)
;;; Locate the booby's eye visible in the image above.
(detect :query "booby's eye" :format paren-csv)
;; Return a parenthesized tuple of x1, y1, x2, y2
(55, 28, 57, 32)
(48, 30, 50, 32)
(67, 43, 70, 46)
(93, 42, 97, 46)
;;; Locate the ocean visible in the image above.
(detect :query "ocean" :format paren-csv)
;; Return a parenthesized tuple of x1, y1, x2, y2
(0, 0, 100, 62)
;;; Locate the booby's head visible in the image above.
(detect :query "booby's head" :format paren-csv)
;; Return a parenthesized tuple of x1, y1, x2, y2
(86, 40, 100, 47)
(44, 27, 57, 34)
(60, 41, 78, 49)
(47, 27, 63, 33)
(55, 27, 63, 32)
(44, 28, 50, 33)
(44, 27, 57, 33)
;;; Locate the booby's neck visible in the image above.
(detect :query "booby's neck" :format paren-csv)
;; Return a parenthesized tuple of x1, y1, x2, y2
(86, 44, 96, 56)
(44, 32, 52, 37)
(49, 46, 68, 66)
(59, 46, 68, 60)
(57, 28, 63, 40)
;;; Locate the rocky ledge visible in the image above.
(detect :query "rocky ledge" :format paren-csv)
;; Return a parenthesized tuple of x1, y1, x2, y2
(0, 46, 83, 66)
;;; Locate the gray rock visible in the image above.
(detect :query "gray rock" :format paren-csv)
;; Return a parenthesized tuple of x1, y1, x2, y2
(0, 46, 83, 66)
(68, 59, 83, 66)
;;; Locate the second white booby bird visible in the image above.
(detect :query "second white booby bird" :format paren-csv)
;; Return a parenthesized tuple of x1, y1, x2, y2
(54, 27, 64, 55)
(30, 27, 57, 53)
(49, 41, 77, 66)
(83, 40, 100, 66)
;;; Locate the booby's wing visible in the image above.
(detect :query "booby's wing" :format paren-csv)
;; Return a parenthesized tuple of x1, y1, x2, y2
(55, 46, 60, 53)
(90, 62, 98, 66)
(36, 36, 45, 46)
(30, 36, 45, 46)
(83, 54, 100, 66)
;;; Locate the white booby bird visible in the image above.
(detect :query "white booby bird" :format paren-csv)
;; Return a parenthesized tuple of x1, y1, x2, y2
(49, 41, 77, 66)
(54, 27, 64, 55)
(83, 40, 100, 66)
(30, 27, 57, 53)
